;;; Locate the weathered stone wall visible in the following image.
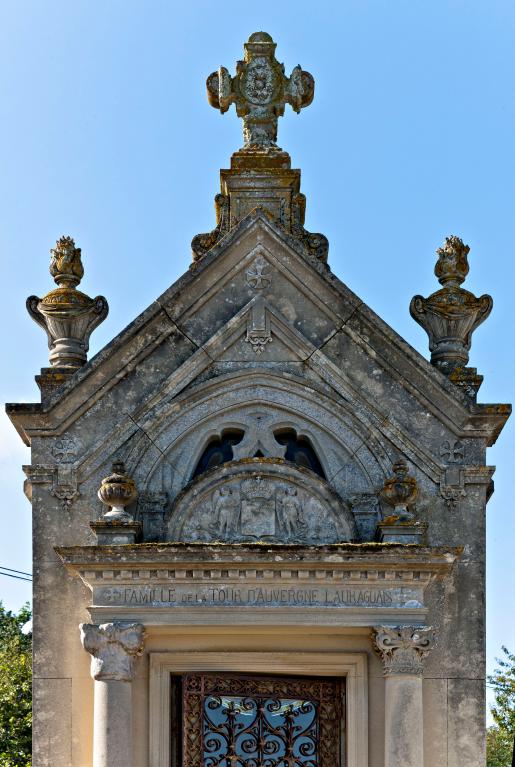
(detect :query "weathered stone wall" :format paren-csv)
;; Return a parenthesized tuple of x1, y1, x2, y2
(11, 215, 507, 766)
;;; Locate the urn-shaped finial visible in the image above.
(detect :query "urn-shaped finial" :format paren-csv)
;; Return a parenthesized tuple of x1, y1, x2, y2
(380, 460, 418, 521)
(410, 236, 492, 386)
(27, 236, 108, 369)
(49, 236, 84, 287)
(434, 235, 470, 286)
(98, 462, 138, 522)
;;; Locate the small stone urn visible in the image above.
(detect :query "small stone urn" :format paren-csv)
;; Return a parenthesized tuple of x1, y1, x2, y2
(377, 460, 425, 544)
(410, 235, 492, 398)
(98, 462, 138, 521)
(380, 459, 418, 522)
(91, 462, 141, 545)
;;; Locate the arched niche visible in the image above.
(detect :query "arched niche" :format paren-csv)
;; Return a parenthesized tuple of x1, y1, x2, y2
(125, 371, 392, 503)
(167, 458, 356, 544)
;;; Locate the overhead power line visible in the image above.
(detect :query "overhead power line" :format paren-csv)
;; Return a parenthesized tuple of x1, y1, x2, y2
(0, 573, 31, 582)
(0, 566, 32, 577)
(0, 567, 32, 582)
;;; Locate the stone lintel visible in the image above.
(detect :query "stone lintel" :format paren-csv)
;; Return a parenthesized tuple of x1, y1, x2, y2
(57, 543, 459, 627)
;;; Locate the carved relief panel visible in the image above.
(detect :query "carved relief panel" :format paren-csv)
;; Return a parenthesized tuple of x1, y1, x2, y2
(167, 458, 356, 544)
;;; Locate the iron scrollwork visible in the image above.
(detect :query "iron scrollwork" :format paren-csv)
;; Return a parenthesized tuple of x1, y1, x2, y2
(181, 673, 343, 767)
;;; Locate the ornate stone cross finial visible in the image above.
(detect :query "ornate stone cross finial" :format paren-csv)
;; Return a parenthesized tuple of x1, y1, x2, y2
(206, 32, 314, 149)
(192, 34, 327, 264)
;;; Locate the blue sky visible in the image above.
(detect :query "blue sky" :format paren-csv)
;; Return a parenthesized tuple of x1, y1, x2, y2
(0, 0, 513, 710)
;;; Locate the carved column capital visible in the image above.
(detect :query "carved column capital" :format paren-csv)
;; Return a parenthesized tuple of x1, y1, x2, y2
(80, 622, 145, 682)
(372, 625, 436, 676)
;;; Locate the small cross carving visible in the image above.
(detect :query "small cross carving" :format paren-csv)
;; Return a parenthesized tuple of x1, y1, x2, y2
(440, 440, 464, 463)
(206, 32, 314, 149)
(246, 255, 271, 290)
(52, 437, 77, 464)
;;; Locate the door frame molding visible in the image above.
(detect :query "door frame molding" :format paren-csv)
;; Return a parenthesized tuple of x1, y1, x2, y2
(149, 650, 368, 767)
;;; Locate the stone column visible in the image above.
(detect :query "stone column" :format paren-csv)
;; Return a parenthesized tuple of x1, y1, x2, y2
(80, 622, 145, 767)
(372, 626, 436, 767)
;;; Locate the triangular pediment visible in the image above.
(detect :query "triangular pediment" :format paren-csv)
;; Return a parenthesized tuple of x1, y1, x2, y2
(68, 305, 447, 487)
(7, 210, 508, 457)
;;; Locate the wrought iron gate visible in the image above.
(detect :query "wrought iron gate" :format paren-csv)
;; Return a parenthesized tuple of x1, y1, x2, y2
(176, 672, 344, 767)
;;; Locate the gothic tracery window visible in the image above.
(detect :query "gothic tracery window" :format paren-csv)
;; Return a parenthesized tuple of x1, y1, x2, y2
(192, 430, 244, 479)
(274, 429, 326, 478)
(191, 427, 325, 481)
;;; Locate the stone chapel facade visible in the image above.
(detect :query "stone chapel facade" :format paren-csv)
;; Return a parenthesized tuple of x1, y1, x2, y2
(7, 31, 511, 767)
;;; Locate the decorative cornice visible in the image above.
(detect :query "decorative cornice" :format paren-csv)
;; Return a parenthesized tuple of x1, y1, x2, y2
(79, 622, 145, 681)
(372, 625, 436, 675)
(58, 541, 460, 575)
(61, 546, 457, 625)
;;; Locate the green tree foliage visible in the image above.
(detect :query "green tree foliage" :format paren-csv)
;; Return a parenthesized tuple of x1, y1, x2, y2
(0, 603, 32, 767)
(487, 646, 515, 767)
(487, 725, 513, 767)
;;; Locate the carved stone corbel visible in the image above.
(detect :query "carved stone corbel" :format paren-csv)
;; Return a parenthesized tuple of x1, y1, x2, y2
(51, 465, 79, 510)
(372, 625, 436, 675)
(80, 622, 145, 682)
(291, 192, 329, 263)
(191, 193, 230, 261)
(22, 464, 54, 502)
(245, 295, 273, 354)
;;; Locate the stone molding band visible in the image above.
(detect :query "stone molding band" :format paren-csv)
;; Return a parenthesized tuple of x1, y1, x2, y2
(372, 625, 436, 675)
(80, 622, 145, 682)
